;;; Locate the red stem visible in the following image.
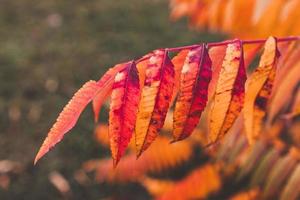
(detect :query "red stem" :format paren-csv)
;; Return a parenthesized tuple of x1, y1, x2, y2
(167, 36, 300, 52)
(136, 55, 151, 63)
(207, 39, 238, 47)
(135, 36, 300, 62)
(166, 44, 201, 52)
(243, 36, 300, 45)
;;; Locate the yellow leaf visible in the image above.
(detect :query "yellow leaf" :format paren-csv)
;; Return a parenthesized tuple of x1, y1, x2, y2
(244, 37, 280, 144)
(209, 41, 246, 143)
(135, 50, 175, 157)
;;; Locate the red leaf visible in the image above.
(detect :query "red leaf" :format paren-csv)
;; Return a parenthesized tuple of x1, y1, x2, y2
(108, 61, 140, 166)
(171, 50, 189, 104)
(207, 45, 227, 99)
(173, 45, 212, 142)
(92, 64, 128, 122)
(34, 81, 102, 164)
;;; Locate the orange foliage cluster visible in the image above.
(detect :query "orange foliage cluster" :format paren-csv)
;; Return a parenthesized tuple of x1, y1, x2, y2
(85, 125, 195, 182)
(81, 108, 300, 199)
(170, 0, 300, 38)
(157, 164, 221, 200)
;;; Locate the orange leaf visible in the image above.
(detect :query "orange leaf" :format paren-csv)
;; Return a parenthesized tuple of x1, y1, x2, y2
(207, 45, 227, 99)
(222, 0, 255, 36)
(208, 43, 260, 100)
(275, 0, 300, 36)
(170, 0, 300, 38)
(173, 45, 212, 142)
(94, 124, 110, 147)
(109, 61, 140, 166)
(135, 49, 175, 157)
(136, 53, 153, 88)
(157, 164, 221, 200)
(171, 49, 189, 104)
(141, 177, 174, 197)
(34, 81, 102, 164)
(208, 41, 246, 143)
(92, 64, 127, 122)
(189, 1, 209, 28)
(244, 37, 280, 144)
(82, 136, 193, 182)
(254, 0, 287, 37)
(169, 0, 198, 20)
(207, 0, 227, 32)
(230, 189, 259, 200)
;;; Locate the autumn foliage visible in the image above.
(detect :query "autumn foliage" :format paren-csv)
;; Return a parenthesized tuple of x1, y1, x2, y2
(170, 0, 300, 38)
(30, 0, 300, 199)
(35, 36, 300, 167)
(79, 107, 300, 199)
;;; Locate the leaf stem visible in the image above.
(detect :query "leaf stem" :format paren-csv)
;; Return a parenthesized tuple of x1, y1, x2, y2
(135, 36, 300, 62)
(243, 36, 300, 45)
(136, 55, 151, 63)
(166, 36, 300, 52)
(166, 44, 201, 52)
(208, 39, 239, 47)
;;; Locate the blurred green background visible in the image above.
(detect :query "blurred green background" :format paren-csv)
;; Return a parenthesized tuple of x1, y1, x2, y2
(0, 0, 222, 199)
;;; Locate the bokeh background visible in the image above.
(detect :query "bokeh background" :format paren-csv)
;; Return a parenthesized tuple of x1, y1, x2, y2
(0, 0, 223, 199)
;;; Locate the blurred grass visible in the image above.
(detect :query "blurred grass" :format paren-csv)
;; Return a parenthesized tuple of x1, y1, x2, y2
(0, 0, 223, 199)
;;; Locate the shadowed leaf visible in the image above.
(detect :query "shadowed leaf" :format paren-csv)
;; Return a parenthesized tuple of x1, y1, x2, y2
(244, 37, 280, 144)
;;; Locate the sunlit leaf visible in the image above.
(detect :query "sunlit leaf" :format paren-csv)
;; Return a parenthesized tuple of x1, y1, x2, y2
(209, 41, 246, 143)
(35, 81, 103, 164)
(92, 64, 128, 122)
(173, 45, 212, 142)
(135, 50, 175, 157)
(170, 49, 189, 104)
(109, 61, 140, 166)
(244, 37, 280, 144)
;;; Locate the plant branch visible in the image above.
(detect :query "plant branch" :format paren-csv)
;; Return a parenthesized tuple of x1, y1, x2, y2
(135, 36, 300, 63)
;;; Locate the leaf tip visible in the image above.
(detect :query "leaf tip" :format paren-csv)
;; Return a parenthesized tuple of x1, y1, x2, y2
(136, 150, 144, 159)
(34, 140, 53, 165)
(171, 133, 190, 143)
(94, 114, 99, 123)
(169, 140, 176, 144)
(112, 159, 119, 168)
(33, 158, 38, 166)
(92, 102, 100, 123)
(170, 138, 182, 144)
(33, 149, 44, 165)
